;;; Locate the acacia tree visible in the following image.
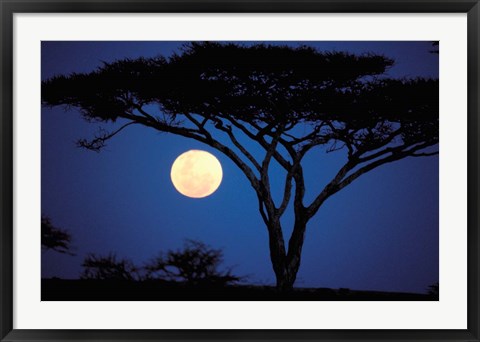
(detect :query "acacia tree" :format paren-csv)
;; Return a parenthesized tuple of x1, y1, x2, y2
(42, 42, 438, 290)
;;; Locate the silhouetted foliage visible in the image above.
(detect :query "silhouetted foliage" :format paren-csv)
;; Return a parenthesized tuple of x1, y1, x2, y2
(41, 215, 75, 255)
(42, 42, 438, 290)
(79, 241, 240, 285)
(145, 240, 240, 286)
(81, 253, 139, 281)
(427, 282, 439, 296)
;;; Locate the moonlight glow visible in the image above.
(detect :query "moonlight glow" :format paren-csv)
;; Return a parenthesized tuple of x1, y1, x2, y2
(170, 150, 223, 198)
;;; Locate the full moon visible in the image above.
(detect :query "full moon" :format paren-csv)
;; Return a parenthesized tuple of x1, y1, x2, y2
(170, 150, 223, 198)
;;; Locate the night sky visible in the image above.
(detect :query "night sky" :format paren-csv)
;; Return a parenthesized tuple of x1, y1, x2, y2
(41, 41, 439, 293)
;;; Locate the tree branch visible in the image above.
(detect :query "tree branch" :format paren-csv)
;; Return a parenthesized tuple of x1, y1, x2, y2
(260, 127, 285, 215)
(77, 121, 138, 151)
(217, 115, 303, 218)
(232, 117, 292, 170)
(306, 160, 356, 218)
(134, 105, 157, 122)
(256, 195, 270, 225)
(201, 116, 262, 173)
(411, 151, 439, 157)
(306, 139, 437, 219)
(277, 172, 293, 216)
(334, 141, 438, 197)
(355, 127, 404, 163)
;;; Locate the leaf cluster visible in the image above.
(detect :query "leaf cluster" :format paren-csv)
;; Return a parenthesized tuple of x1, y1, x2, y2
(41, 42, 396, 125)
(41, 216, 75, 255)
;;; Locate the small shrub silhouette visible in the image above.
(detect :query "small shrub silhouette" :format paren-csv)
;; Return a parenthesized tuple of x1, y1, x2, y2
(145, 240, 240, 286)
(41, 215, 75, 255)
(81, 253, 139, 281)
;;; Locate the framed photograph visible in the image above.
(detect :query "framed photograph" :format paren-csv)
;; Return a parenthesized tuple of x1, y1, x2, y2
(1, 1, 479, 341)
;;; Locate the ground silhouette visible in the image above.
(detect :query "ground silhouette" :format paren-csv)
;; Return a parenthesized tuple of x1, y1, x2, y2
(43, 239, 438, 301)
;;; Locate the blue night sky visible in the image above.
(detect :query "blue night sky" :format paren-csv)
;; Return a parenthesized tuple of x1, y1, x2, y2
(41, 41, 439, 293)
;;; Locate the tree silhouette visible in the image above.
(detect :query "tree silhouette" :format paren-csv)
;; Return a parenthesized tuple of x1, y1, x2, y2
(81, 253, 139, 281)
(145, 240, 240, 286)
(41, 215, 75, 255)
(42, 42, 438, 290)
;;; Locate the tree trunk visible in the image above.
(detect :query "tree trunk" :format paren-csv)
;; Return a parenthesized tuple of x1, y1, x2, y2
(267, 217, 308, 291)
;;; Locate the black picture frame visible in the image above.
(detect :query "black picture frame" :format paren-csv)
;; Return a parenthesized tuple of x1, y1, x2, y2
(1, 0, 479, 341)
